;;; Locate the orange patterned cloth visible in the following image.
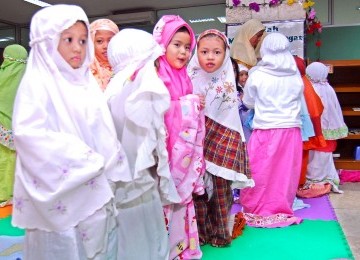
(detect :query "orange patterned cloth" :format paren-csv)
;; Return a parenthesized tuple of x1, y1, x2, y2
(0, 205, 12, 218)
(296, 183, 332, 198)
(90, 19, 119, 91)
(302, 75, 327, 150)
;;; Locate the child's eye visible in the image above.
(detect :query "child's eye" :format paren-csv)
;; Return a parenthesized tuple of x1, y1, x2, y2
(185, 46, 191, 51)
(215, 51, 222, 55)
(80, 39, 87, 45)
(64, 37, 72, 43)
(201, 51, 207, 55)
(96, 39, 103, 44)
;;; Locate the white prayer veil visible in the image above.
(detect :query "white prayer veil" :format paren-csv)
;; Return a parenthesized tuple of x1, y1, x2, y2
(12, 4, 131, 239)
(257, 32, 298, 76)
(306, 62, 348, 139)
(305, 61, 329, 83)
(106, 29, 180, 205)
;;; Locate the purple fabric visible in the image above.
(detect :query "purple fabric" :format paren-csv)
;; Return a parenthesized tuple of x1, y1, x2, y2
(294, 195, 337, 221)
(232, 194, 337, 221)
(231, 203, 242, 214)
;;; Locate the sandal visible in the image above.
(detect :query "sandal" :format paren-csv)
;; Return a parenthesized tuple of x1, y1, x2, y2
(211, 242, 230, 248)
(210, 237, 231, 248)
(232, 212, 246, 239)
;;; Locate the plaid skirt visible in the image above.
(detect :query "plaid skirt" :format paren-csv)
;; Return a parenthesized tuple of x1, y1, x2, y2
(204, 117, 251, 178)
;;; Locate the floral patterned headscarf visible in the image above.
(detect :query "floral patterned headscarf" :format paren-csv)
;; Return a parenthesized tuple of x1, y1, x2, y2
(188, 29, 245, 141)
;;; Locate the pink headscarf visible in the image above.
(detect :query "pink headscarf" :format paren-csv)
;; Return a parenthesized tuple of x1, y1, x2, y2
(153, 15, 196, 159)
(90, 19, 119, 91)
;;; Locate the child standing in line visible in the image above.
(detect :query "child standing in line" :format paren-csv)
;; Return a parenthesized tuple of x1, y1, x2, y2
(240, 32, 303, 228)
(230, 59, 251, 204)
(0, 44, 27, 206)
(236, 63, 253, 142)
(90, 18, 119, 91)
(188, 29, 254, 247)
(293, 56, 327, 195)
(304, 62, 348, 195)
(153, 15, 205, 259)
(105, 28, 181, 260)
(11, 5, 131, 259)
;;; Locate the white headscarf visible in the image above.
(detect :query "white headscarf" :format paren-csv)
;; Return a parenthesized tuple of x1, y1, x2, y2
(238, 63, 249, 72)
(105, 28, 181, 205)
(306, 62, 348, 139)
(12, 4, 131, 240)
(188, 29, 245, 141)
(256, 32, 298, 76)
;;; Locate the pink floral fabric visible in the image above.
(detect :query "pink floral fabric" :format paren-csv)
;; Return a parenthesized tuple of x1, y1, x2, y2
(163, 94, 205, 259)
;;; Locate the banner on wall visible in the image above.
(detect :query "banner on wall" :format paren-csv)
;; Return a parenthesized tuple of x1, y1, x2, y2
(226, 19, 305, 58)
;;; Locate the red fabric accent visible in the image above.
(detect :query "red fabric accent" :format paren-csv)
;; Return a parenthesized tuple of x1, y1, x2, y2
(294, 55, 306, 76)
(315, 140, 337, 152)
(296, 183, 332, 198)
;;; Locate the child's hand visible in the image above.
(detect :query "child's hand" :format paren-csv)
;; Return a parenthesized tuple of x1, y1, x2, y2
(198, 95, 205, 110)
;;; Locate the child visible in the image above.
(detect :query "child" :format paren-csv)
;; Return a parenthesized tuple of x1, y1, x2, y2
(237, 64, 249, 89)
(0, 44, 27, 205)
(240, 32, 303, 228)
(11, 5, 131, 259)
(90, 18, 119, 91)
(153, 15, 205, 259)
(304, 62, 348, 195)
(188, 29, 254, 247)
(293, 56, 327, 193)
(230, 59, 251, 203)
(105, 28, 181, 260)
(236, 63, 253, 142)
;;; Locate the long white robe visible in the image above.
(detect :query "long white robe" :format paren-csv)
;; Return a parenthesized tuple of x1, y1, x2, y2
(12, 5, 131, 259)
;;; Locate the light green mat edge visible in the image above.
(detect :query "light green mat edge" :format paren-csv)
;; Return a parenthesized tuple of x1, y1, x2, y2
(0, 216, 25, 236)
(0, 217, 354, 259)
(201, 220, 354, 260)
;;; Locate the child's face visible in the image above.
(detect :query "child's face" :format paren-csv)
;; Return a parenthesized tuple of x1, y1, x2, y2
(94, 30, 115, 62)
(165, 31, 191, 70)
(57, 21, 88, 69)
(249, 30, 264, 49)
(239, 70, 248, 87)
(197, 36, 225, 73)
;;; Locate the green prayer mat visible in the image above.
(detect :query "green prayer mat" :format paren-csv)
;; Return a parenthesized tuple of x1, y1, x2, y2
(0, 216, 24, 236)
(201, 220, 354, 260)
(0, 217, 355, 259)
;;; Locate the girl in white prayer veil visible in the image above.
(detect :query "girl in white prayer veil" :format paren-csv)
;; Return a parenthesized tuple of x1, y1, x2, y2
(12, 4, 131, 259)
(105, 28, 181, 260)
(304, 62, 348, 195)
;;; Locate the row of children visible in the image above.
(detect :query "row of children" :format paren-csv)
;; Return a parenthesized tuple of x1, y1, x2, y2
(0, 3, 348, 260)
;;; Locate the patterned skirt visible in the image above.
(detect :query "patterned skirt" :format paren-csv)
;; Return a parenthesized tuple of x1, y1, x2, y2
(204, 117, 251, 178)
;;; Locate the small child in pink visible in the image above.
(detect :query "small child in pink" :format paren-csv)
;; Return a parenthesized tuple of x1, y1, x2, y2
(153, 15, 205, 259)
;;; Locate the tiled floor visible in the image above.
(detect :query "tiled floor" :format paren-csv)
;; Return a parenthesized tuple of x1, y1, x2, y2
(330, 182, 360, 259)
